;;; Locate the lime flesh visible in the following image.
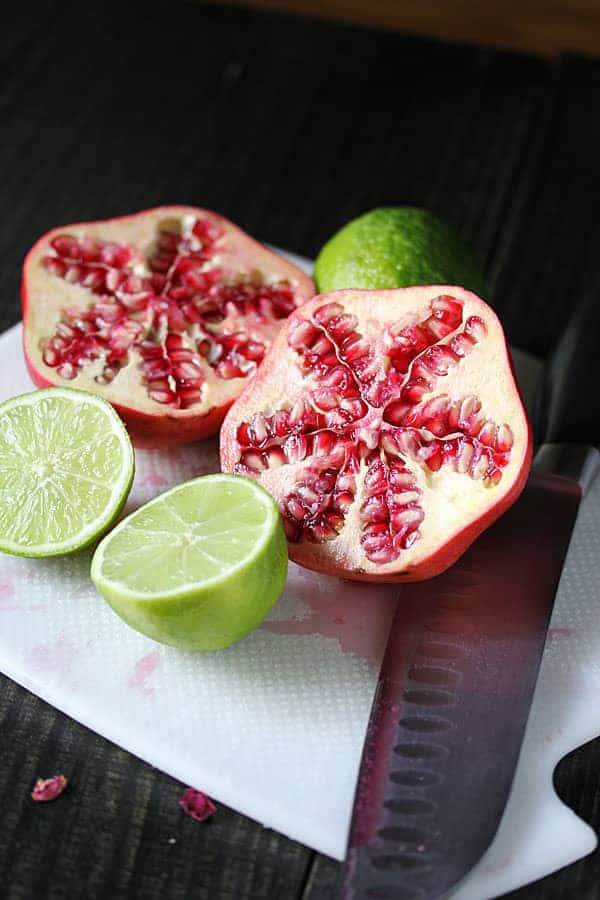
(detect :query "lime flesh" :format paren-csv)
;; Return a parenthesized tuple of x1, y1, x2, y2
(314, 207, 487, 297)
(0, 388, 134, 557)
(91, 474, 288, 650)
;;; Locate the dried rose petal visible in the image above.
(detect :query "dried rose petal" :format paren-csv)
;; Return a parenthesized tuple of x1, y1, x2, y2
(179, 787, 216, 822)
(31, 774, 68, 802)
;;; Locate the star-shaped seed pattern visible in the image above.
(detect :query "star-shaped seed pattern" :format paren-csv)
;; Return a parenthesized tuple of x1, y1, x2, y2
(235, 296, 514, 565)
(39, 218, 297, 408)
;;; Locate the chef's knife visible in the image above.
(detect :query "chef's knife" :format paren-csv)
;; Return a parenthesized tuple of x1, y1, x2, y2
(343, 296, 600, 900)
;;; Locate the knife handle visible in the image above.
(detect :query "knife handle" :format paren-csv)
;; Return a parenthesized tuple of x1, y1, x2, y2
(534, 294, 600, 447)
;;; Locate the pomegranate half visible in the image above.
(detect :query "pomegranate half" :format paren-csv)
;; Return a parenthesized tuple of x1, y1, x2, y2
(221, 287, 532, 582)
(22, 206, 314, 446)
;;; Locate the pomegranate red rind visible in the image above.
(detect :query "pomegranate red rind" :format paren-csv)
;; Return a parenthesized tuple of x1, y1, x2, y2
(31, 774, 68, 802)
(221, 286, 532, 583)
(179, 787, 217, 822)
(22, 206, 314, 447)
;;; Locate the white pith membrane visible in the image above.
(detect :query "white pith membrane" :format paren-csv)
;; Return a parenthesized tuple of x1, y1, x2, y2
(23, 206, 314, 419)
(223, 287, 530, 578)
(0, 389, 133, 554)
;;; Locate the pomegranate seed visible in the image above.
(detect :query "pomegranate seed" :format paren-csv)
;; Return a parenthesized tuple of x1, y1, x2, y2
(148, 388, 178, 405)
(420, 442, 443, 471)
(456, 440, 475, 474)
(313, 302, 343, 325)
(51, 235, 81, 258)
(31, 774, 68, 802)
(388, 468, 415, 489)
(361, 495, 388, 524)
(296, 484, 321, 509)
(329, 314, 359, 341)
(425, 318, 454, 340)
(335, 491, 354, 511)
(313, 432, 336, 456)
(310, 334, 334, 358)
(495, 424, 513, 452)
(336, 472, 356, 493)
(391, 490, 421, 505)
(42, 347, 59, 366)
(57, 362, 76, 379)
(249, 413, 268, 444)
(267, 448, 287, 468)
(363, 542, 396, 564)
(179, 388, 203, 408)
(357, 426, 379, 452)
(284, 434, 308, 463)
(391, 507, 424, 529)
(289, 399, 308, 427)
(43, 256, 67, 277)
(216, 359, 245, 379)
(328, 444, 347, 468)
(307, 522, 338, 542)
(380, 433, 401, 457)
(272, 410, 291, 436)
(342, 336, 369, 362)
(64, 264, 83, 284)
(286, 497, 306, 520)
(450, 332, 476, 357)
(313, 389, 339, 411)
(364, 462, 387, 495)
(431, 295, 463, 321)
(192, 218, 223, 243)
(173, 360, 203, 381)
(465, 316, 487, 341)
(143, 359, 171, 380)
(478, 421, 497, 446)
(243, 451, 267, 472)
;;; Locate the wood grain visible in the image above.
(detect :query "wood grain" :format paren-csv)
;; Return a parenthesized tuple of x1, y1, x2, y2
(218, 0, 600, 56)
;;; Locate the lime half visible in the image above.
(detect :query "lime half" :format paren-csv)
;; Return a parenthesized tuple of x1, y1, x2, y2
(91, 474, 288, 650)
(0, 388, 134, 557)
(314, 207, 487, 296)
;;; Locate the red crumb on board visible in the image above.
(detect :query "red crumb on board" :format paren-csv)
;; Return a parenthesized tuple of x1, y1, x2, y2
(179, 788, 216, 822)
(31, 774, 68, 802)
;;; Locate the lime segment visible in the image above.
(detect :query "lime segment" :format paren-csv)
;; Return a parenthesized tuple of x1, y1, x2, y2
(0, 388, 134, 557)
(91, 474, 288, 650)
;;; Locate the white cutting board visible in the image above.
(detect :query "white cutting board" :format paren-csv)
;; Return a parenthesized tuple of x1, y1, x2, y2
(0, 254, 599, 896)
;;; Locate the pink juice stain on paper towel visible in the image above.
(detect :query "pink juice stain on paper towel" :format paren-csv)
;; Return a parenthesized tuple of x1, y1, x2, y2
(0, 580, 17, 611)
(127, 650, 161, 697)
(28, 633, 79, 676)
(262, 571, 397, 659)
(547, 627, 575, 642)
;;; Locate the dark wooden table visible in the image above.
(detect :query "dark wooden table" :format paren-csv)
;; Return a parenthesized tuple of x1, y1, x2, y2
(1, 2, 600, 898)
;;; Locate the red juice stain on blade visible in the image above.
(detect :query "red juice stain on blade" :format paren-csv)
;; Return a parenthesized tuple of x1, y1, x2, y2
(261, 574, 397, 659)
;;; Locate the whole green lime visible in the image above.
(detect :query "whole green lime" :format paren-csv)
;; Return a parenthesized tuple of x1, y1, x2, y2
(314, 207, 487, 297)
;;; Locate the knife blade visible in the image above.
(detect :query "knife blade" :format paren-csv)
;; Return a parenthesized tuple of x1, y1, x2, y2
(343, 295, 600, 900)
